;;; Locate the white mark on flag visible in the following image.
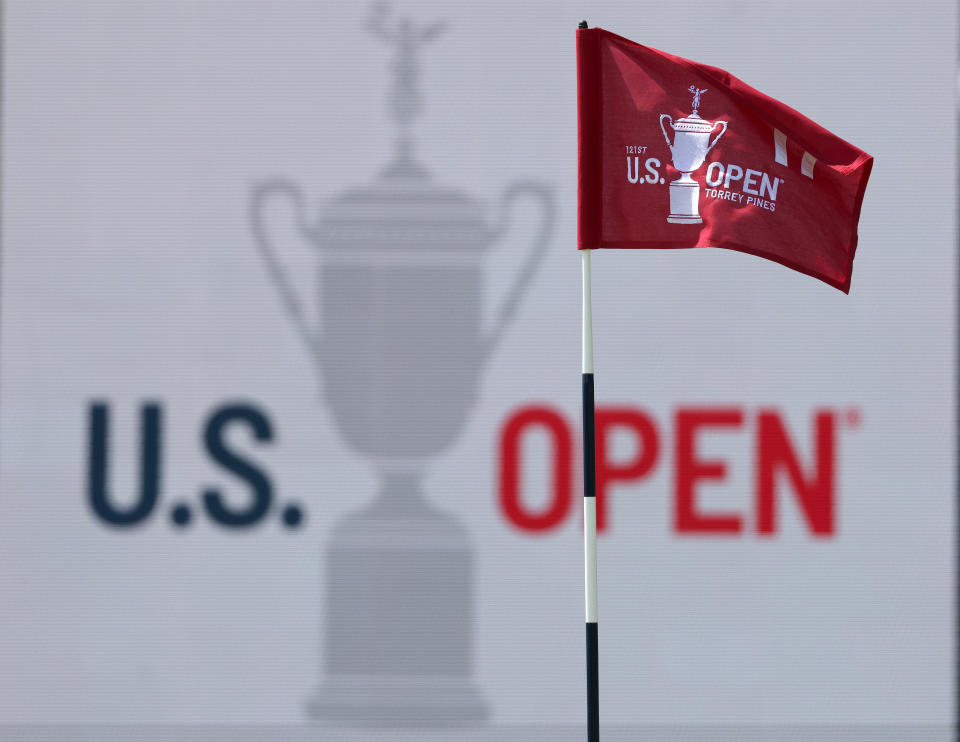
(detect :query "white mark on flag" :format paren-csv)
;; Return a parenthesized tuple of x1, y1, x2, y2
(774, 129, 788, 166)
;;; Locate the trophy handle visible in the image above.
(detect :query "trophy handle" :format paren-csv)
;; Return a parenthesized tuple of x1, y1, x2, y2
(482, 181, 555, 362)
(706, 120, 728, 154)
(659, 114, 674, 150)
(249, 179, 323, 367)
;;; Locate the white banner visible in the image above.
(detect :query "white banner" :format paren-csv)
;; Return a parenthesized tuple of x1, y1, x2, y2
(0, 0, 953, 739)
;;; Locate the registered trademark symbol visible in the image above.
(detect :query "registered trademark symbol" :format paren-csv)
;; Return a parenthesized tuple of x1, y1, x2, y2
(844, 407, 862, 428)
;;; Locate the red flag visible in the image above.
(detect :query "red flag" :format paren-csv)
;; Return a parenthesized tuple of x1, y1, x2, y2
(577, 28, 873, 292)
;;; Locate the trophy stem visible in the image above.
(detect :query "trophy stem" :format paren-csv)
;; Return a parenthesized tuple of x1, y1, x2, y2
(367, 467, 433, 515)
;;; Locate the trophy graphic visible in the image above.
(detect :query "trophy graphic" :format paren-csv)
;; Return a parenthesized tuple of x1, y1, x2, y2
(659, 86, 728, 224)
(250, 6, 553, 727)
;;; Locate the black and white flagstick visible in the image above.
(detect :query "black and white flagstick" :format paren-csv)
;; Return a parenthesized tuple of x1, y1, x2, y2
(582, 247, 599, 742)
(579, 21, 599, 741)
(578, 19, 599, 741)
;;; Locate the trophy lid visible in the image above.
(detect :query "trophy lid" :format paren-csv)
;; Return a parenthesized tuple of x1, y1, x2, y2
(672, 112, 716, 133)
(315, 164, 491, 253)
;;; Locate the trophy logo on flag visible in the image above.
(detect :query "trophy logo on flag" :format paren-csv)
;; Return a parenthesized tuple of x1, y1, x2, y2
(659, 86, 728, 224)
(250, 4, 553, 727)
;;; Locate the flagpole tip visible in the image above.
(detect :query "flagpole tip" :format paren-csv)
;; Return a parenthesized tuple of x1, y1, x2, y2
(578, 20, 588, 29)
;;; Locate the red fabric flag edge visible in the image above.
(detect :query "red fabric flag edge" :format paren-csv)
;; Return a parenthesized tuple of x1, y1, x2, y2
(577, 28, 602, 254)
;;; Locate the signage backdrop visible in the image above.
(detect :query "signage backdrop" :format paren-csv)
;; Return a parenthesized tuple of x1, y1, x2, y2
(0, 0, 954, 739)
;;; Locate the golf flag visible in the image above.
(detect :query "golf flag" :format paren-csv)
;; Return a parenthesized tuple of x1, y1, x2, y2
(577, 27, 873, 292)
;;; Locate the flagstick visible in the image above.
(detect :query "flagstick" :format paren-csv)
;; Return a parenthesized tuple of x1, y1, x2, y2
(582, 247, 599, 742)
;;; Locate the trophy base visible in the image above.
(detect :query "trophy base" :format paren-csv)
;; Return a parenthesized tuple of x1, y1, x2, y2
(667, 176, 702, 225)
(306, 675, 489, 727)
(309, 488, 489, 727)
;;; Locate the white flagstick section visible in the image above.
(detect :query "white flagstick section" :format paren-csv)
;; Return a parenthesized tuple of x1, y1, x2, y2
(582, 249, 594, 375)
(584, 501, 598, 621)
